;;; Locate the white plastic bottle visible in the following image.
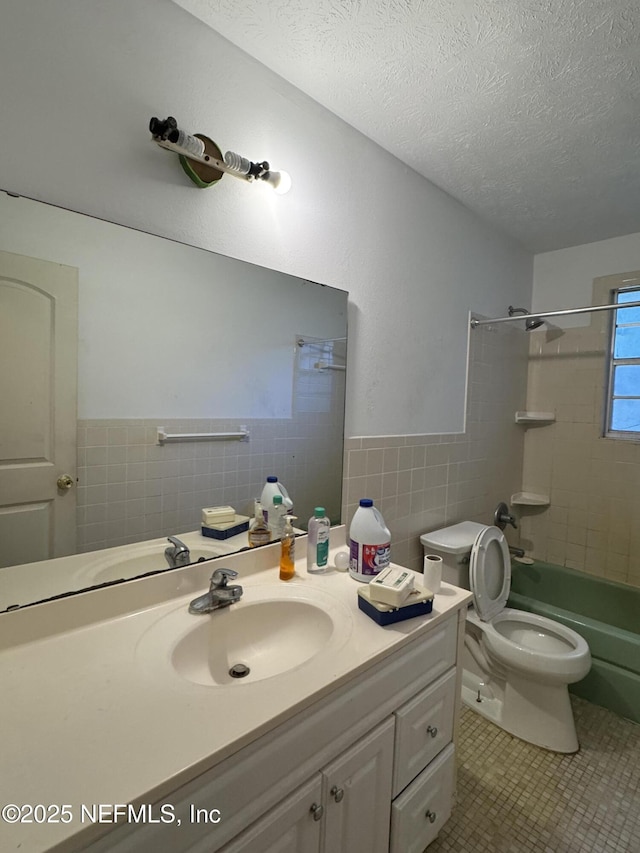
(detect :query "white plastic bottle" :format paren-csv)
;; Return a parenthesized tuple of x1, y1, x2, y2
(269, 494, 287, 539)
(260, 476, 293, 526)
(348, 498, 391, 583)
(307, 507, 330, 574)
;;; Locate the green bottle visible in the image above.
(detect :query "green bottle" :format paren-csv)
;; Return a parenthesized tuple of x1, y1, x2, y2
(307, 507, 330, 574)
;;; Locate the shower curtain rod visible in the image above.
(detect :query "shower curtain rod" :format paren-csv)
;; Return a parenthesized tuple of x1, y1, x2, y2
(470, 299, 640, 328)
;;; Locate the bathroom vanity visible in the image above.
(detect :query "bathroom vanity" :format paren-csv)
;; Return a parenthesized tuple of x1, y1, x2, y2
(0, 528, 471, 853)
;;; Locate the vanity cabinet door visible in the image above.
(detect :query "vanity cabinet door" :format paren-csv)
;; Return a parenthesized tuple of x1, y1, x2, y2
(320, 717, 394, 853)
(214, 776, 322, 853)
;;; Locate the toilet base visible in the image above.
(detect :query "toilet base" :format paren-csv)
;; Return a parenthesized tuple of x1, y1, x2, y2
(461, 667, 580, 753)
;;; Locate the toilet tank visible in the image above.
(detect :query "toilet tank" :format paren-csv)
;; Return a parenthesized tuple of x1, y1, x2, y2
(420, 521, 486, 587)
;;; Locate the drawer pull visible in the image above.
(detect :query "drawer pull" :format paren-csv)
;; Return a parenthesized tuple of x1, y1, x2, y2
(310, 802, 324, 821)
(426, 725, 438, 738)
(330, 785, 344, 803)
(425, 809, 437, 823)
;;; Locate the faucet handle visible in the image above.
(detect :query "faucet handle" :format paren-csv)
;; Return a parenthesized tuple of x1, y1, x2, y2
(210, 568, 239, 588)
(494, 501, 518, 530)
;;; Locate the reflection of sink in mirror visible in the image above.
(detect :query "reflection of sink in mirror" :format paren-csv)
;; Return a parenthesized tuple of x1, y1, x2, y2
(136, 585, 353, 688)
(2, 531, 238, 612)
(82, 543, 224, 586)
(85, 548, 220, 584)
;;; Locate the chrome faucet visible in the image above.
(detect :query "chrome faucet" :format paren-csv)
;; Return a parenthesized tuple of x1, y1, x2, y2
(189, 568, 243, 614)
(165, 536, 191, 568)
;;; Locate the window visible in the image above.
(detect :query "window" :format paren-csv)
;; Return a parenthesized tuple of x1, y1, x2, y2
(606, 286, 640, 438)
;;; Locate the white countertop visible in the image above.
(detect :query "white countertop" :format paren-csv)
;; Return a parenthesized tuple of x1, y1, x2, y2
(0, 528, 471, 853)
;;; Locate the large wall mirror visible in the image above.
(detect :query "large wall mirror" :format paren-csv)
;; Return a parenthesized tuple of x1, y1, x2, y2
(0, 191, 347, 612)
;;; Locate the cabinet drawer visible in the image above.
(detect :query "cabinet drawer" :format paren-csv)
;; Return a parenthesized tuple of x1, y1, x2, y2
(390, 743, 455, 853)
(392, 668, 456, 796)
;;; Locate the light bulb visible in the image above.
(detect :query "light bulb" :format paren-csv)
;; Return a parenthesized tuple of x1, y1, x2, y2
(264, 170, 292, 194)
(274, 170, 292, 194)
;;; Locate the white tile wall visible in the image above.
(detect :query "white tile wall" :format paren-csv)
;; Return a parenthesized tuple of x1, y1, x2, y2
(520, 272, 640, 588)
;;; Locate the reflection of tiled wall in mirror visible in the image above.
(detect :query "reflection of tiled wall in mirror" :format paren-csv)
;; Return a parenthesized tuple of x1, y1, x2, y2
(77, 412, 344, 553)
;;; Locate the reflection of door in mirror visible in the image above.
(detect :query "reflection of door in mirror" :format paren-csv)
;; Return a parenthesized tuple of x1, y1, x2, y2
(0, 250, 78, 567)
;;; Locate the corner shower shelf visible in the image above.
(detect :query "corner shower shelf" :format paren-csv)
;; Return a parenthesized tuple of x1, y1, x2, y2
(511, 492, 550, 507)
(514, 411, 555, 425)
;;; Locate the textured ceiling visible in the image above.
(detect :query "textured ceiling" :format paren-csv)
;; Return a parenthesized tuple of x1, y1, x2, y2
(174, 0, 640, 253)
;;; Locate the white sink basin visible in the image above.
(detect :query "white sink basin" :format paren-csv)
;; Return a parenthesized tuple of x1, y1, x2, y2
(136, 584, 353, 688)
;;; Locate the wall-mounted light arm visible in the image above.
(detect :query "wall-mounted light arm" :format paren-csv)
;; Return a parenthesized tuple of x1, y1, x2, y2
(149, 116, 291, 193)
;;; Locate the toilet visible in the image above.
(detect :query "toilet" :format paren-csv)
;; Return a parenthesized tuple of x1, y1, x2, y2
(420, 522, 591, 753)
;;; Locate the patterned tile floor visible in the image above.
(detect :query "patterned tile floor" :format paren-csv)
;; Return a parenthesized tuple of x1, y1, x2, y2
(429, 697, 640, 853)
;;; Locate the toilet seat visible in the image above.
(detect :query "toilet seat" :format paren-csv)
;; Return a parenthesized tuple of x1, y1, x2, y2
(469, 525, 510, 621)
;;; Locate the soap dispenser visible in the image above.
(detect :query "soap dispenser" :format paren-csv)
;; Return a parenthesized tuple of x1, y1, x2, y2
(279, 515, 297, 581)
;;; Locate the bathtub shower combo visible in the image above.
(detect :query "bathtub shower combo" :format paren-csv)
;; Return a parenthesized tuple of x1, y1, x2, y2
(457, 298, 640, 733)
(509, 560, 640, 725)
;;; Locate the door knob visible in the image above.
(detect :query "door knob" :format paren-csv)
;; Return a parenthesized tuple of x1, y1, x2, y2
(57, 474, 74, 490)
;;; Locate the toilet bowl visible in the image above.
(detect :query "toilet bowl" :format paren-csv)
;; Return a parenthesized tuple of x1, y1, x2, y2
(477, 608, 590, 684)
(421, 522, 591, 753)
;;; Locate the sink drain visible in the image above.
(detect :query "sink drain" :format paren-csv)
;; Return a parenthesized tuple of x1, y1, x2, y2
(229, 663, 250, 679)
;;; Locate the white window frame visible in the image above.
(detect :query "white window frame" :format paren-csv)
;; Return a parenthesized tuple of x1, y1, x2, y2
(605, 285, 640, 440)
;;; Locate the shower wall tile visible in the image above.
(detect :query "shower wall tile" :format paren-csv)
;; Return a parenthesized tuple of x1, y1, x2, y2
(520, 272, 640, 589)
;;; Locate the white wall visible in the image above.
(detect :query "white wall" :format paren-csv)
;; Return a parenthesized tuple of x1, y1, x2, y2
(533, 231, 640, 327)
(0, 0, 532, 437)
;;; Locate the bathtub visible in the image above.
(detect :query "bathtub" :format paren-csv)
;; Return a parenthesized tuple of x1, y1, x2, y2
(508, 560, 640, 724)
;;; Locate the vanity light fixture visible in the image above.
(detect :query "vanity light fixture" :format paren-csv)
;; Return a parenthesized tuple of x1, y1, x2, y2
(149, 116, 291, 194)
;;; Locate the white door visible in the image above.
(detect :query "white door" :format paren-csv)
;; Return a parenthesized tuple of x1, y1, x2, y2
(0, 250, 78, 568)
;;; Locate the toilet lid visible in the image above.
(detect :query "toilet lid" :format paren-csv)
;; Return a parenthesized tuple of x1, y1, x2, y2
(469, 526, 511, 621)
